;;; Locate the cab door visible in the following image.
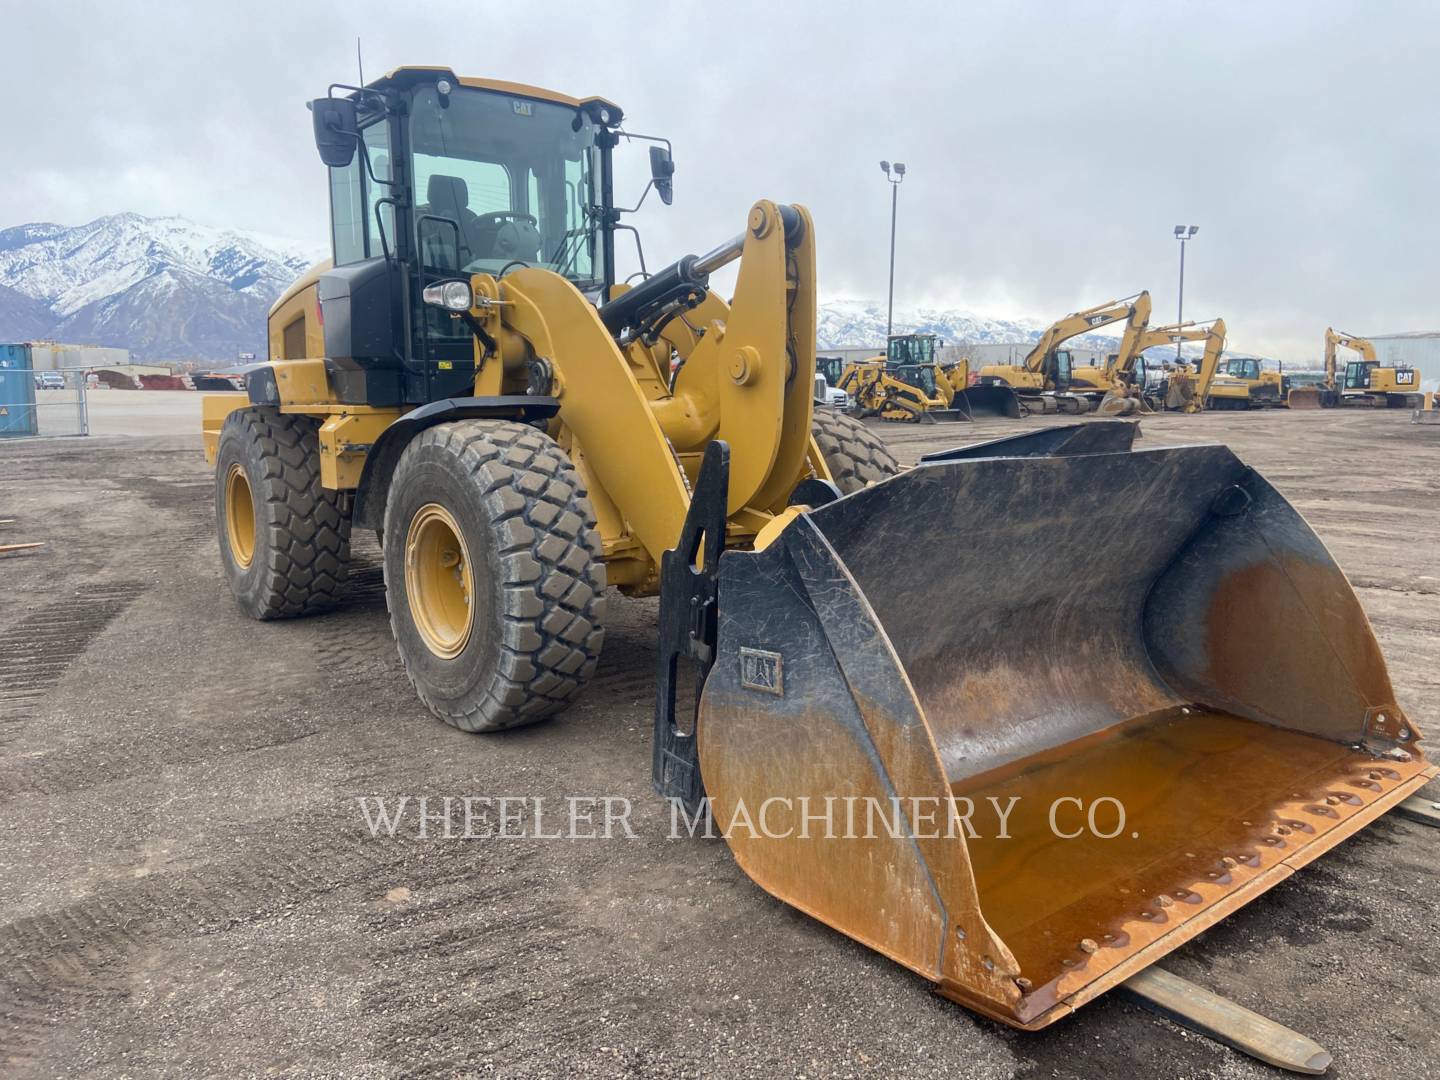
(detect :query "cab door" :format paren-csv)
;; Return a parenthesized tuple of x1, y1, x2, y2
(1050, 348, 1074, 390)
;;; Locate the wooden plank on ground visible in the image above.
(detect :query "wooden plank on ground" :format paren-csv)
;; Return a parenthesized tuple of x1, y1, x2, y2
(1121, 966, 1331, 1075)
(1394, 795, 1440, 828)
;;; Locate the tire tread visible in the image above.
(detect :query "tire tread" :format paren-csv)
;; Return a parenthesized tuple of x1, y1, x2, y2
(812, 409, 901, 492)
(219, 407, 350, 619)
(388, 420, 605, 733)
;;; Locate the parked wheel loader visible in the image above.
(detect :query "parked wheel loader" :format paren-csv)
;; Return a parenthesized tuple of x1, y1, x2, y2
(204, 67, 1433, 1036)
(841, 356, 956, 423)
(884, 334, 1022, 420)
(834, 335, 1020, 423)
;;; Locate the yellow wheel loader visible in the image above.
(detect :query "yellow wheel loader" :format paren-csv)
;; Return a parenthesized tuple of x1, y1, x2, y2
(204, 68, 1432, 1035)
(841, 356, 953, 423)
(1289, 328, 1425, 410)
(837, 335, 1021, 423)
(881, 334, 1022, 421)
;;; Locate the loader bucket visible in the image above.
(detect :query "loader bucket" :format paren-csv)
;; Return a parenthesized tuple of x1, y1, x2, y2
(1286, 386, 1327, 409)
(955, 384, 1024, 419)
(694, 425, 1432, 1031)
(922, 407, 969, 423)
(893, 403, 969, 423)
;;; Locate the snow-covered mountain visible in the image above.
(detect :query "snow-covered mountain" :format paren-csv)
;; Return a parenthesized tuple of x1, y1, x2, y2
(815, 297, 1121, 353)
(0, 212, 1132, 363)
(0, 214, 322, 361)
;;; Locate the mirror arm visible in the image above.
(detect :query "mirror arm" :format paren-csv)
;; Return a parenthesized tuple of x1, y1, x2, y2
(614, 223, 648, 277)
(619, 130, 674, 157)
(614, 181, 654, 216)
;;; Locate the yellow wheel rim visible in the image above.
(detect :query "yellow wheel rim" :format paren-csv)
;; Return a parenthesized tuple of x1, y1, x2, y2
(224, 463, 257, 570)
(404, 503, 474, 659)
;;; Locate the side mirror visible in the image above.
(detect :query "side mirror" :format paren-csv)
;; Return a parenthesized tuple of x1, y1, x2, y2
(649, 145, 675, 206)
(311, 98, 359, 169)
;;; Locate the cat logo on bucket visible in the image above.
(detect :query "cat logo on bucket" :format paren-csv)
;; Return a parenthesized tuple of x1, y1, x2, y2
(739, 647, 784, 696)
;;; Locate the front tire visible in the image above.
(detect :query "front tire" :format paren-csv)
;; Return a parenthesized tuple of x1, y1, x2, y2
(215, 407, 351, 619)
(383, 420, 606, 732)
(812, 408, 901, 493)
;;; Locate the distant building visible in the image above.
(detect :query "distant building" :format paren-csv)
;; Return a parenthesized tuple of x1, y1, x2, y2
(8, 342, 131, 371)
(1365, 332, 1440, 393)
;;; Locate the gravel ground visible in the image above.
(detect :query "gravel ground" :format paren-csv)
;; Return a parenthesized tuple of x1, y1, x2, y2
(1, 401, 1437, 1078)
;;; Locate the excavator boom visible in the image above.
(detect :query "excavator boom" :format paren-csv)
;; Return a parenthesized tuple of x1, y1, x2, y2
(1020, 294, 1148, 373)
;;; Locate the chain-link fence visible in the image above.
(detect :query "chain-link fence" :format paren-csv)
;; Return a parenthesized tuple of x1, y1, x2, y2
(0, 367, 90, 438)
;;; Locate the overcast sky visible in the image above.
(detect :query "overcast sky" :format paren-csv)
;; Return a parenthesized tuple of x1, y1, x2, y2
(4, 1, 1435, 361)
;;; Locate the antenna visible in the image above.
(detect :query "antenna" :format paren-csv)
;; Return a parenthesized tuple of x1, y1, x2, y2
(356, 37, 365, 85)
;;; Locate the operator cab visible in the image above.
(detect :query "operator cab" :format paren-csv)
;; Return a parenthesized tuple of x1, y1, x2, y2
(892, 364, 939, 396)
(1044, 348, 1074, 390)
(817, 356, 847, 387)
(886, 333, 939, 368)
(1221, 357, 1261, 381)
(306, 68, 673, 408)
(1343, 360, 1378, 389)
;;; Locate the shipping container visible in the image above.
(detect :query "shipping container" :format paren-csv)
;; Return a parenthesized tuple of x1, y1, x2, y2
(0, 344, 39, 437)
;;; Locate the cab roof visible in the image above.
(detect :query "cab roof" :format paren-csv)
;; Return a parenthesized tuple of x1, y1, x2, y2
(372, 66, 620, 116)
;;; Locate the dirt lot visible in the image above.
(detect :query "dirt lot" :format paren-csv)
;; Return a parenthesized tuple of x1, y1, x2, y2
(1, 402, 1437, 1078)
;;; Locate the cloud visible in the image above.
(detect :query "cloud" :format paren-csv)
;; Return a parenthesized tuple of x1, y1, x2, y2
(4, 0, 1435, 361)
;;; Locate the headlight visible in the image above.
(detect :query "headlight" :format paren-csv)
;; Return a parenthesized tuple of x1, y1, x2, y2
(422, 280, 473, 312)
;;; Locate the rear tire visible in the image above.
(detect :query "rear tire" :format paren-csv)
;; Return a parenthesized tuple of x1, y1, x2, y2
(215, 407, 351, 619)
(812, 408, 901, 493)
(383, 420, 606, 733)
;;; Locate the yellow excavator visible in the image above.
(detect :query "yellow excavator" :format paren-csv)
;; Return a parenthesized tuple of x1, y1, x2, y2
(977, 293, 1151, 414)
(1093, 318, 1227, 415)
(1289, 328, 1424, 409)
(841, 334, 1021, 421)
(202, 67, 1432, 1036)
(1069, 292, 1153, 403)
(1161, 318, 1228, 411)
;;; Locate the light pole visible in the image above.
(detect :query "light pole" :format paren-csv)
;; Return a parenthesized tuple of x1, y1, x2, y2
(1173, 224, 1198, 362)
(881, 160, 906, 341)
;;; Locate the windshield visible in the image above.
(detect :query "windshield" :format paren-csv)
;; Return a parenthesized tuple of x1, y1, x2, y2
(894, 364, 937, 395)
(888, 336, 935, 366)
(408, 85, 602, 286)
